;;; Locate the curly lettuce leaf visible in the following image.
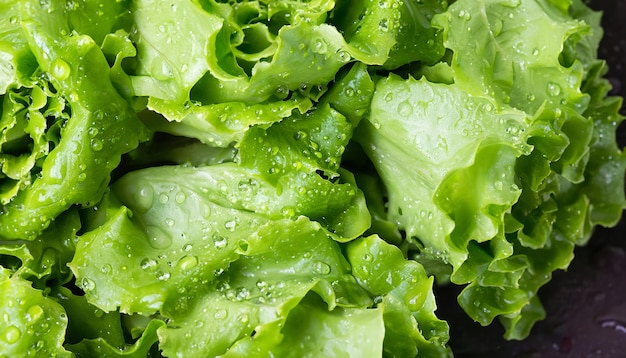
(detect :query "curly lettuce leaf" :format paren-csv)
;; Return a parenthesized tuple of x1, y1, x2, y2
(238, 104, 352, 181)
(0, 83, 56, 205)
(318, 62, 375, 126)
(354, 0, 625, 341)
(346, 235, 450, 357)
(157, 216, 373, 357)
(433, 0, 589, 114)
(0, 208, 80, 288)
(0, 1, 37, 93)
(579, 60, 626, 226)
(433, 0, 596, 184)
(0, 268, 71, 357)
(495, 59, 626, 340)
(144, 95, 312, 148)
(221, 295, 385, 358)
(358, 74, 529, 271)
(237, 102, 370, 239)
(0, 0, 150, 240)
(52, 286, 125, 349)
(66, 318, 163, 358)
(69, 161, 368, 315)
(128, 0, 222, 103)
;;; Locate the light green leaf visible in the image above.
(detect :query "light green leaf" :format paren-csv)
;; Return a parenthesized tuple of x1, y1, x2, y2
(0, 268, 72, 357)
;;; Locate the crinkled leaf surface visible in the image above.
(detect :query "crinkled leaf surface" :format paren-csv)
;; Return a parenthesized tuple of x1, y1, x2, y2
(69, 162, 368, 315)
(359, 74, 529, 270)
(0, 268, 71, 357)
(0, 0, 150, 240)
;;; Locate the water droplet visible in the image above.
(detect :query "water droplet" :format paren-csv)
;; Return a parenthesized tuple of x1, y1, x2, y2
(140, 258, 158, 270)
(494, 181, 503, 190)
(458, 10, 471, 20)
(214, 309, 228, 319)
(213, 235, 228, 249)
(238, 240, 249, 252)
(224, 220, 236, 231)
(156, 271, 171, 281)
(398, 101, 413, 116)
(175, 191, 186, 204)
(236, 287, 250, 301)
(360, 265, 370, 275)
(133, 187, 154, 212)
(337, 50, 350, 61)
(2, 326, 21, 344)
(158, 193, 169, 204)
(80, 277, 96, 291)
(314, 261, 331, 275)
(407, 294, 423, 311)
(146, 226, 173, 249)
(94, 110, 104, 120)
(26, 305, 44, 322)
(547, 82, 561, 96)
(378, 18, 389, 31)
(177, 256, 198, 271)
(280, 206, 296, 217)
(100, 264, 112, 275)
(312, 38, 327, 54)
(90, 138, 103, 151)
(50, 58, 71, 81)
(238, 314, 249, 324)
(363, 253, 373, 262)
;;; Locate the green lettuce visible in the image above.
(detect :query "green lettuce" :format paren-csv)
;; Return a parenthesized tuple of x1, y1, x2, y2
(0, 0, 150, 240)
(0, 268, 72, 357)
(358, 0, 625, 340)
(0, 0, 623, 356)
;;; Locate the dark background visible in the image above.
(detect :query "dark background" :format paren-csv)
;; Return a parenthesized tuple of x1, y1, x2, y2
(436, 1, 626, 357)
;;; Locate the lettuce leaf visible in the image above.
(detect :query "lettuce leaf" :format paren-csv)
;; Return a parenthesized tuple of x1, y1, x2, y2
(0, 0, 623, 355)
(358, 0, 625, 340)
(0, 268, 72, 357)
(0, 0, 150, 240)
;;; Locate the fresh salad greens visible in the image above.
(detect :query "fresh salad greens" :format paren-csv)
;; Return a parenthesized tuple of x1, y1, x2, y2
(1, 0, 624, 356)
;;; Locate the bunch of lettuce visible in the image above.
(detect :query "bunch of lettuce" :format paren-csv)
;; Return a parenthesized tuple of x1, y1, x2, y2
(0, 0, 624, 356)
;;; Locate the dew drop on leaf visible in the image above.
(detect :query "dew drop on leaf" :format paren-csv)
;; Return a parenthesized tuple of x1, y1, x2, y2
(213, 235, 228, 249)
(50, 58, 70, 80)
(397, 100, 413, 116)
(214, 309, 228, 319)
(177, 256, 198, 271)
(80, 277, 96, 291)
(146, 226, 173, 249)
(2, 326, 21, 344)
(26, 305, 44, 322)
(314, 261, 331, 275)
